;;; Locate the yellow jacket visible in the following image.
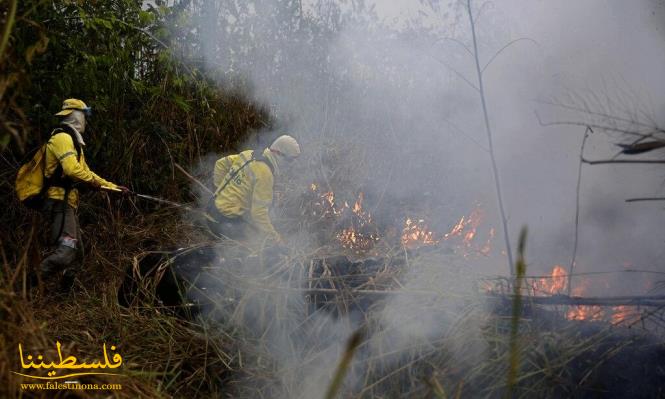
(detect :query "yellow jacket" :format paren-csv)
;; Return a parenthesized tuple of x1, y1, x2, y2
(213, 150, 279, 240)
(45, 131, 118, 208)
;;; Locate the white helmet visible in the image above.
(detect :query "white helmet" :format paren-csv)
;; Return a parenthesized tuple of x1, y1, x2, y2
(269, 135, 301, 160)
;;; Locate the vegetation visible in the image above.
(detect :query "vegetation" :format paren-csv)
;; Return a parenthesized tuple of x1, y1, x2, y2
(1, 1, 663, 398)
(1, 1, 268, 397)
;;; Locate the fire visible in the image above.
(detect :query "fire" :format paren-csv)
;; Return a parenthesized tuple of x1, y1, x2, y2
(564, 274, 641, 324)
(534, 265, 568, 295)
(566, 305, 604, 321)
(309, 184, 495, 254)
(400, 205, 496, 252)
(442, 205, 495, 257)
(401, 218, 440, 248)
(565, 278, 604, 322)
(310, 184, 380, 252)
(533, 265, 636, 324)
(445, 217, 465, 239)
(337, 227, 379, 250)
(335, 192, 379, 251)
(479, 228, 495, 256)
(311, 184, 344, 218)
(444, 207, 484, 246)
(352, 192, 363, 214)
(308, 184, 648, 327)
(610, 306, 640, 325)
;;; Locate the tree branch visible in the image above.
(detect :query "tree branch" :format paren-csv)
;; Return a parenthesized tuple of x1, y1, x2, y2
(568, 126, 591, 296)
(626, 197, 665, 203)
(582, 158, 665, 165)
(535, 113, 656, 138)
(536, 99, 665, 132)
(481, 37, 539, 75)
(429, 54, 480, 92)
(433, 36, 474, 57)
(489, 293, 665, 307)
(467, 0, 514, 276)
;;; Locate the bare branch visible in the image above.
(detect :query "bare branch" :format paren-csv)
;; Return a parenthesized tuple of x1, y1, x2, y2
(536, 99, 665, 131)
(433, 36, 473, 57)
(567, 126, 591, 296)
(481, 37, 539, 75)
(474, 0, 494, 24)
(535, 112, 657, 138)
(489, 293, 665, 307)
(467, 0, 514, 275)
(175, 163, 213, 195)
(582, 158, 665, 165)
(625, 197, 665, 203)
(428, 54, 480, 92)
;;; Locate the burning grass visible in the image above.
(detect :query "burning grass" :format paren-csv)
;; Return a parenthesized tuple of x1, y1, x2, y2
(2, 144, 664, 398)
(115, 239, 665, 398)
(484, 264, 660, 327)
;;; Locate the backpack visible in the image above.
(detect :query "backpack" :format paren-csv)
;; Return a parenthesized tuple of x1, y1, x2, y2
(205, 150, 278, 221)
(15, 127, 81, 209)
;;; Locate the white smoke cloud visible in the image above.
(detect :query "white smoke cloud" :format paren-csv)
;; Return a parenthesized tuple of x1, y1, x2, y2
(184, 0, 665, 396)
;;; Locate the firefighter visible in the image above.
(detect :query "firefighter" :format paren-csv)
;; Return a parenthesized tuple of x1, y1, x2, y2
(207, 135, 301, 243)
(40, 98, 128, 290)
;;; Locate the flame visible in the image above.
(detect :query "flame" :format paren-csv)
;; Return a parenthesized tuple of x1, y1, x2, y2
(311, 186, 345, 218)
(310, 185, 379, 251)
(533, 266, 603, 322)
(310, 184, 496, 254)
(401, 218, 440, 248)
(535, 265, 568, 295)
(442, 205, 495, 257)
(337, 227, 379, 250)
(444, 208, 483, 245)
(564, 278, 604, 321)
(352, 193, 363, 214)
(309, 184, 646, 325)
(400, 205, 496, 252)
(479, 228, 495, 256)
(564, 276, 641, 323)
(566, 305, 604, 321)
(480, 264, 643, 324)
(610, 305, 640, 324)
(445, 217, 465, 239)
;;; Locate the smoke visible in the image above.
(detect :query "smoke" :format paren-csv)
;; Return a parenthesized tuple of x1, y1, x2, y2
(180, 0, 665, 396)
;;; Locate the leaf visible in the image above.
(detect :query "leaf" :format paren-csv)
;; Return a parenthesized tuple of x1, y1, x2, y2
(93, 17, 113, 29)
(0, 134, 11, 151)
(139, 10, 155, 25)
(171, 94, 192, 113)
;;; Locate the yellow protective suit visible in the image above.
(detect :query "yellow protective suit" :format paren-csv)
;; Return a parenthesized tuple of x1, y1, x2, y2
(44, 131, 118, 208)
(213, 150, 279, 240)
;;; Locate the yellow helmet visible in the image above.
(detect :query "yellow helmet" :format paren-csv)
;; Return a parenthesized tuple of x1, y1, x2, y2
(55, 98, 92, 117)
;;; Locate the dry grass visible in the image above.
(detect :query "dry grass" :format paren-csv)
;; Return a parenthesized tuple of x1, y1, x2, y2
(2, 132, 664, 398)
(2, 195, 665, 399)
(0, 210, 240, 398)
